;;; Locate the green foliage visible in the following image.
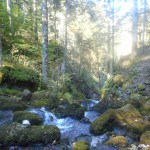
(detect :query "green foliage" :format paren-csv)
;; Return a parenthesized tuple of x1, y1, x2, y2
(13, 111, 43, 125)
(100, 75, 124, 100)
(0, 66, 39, 90)
(0, 87, 21, 95)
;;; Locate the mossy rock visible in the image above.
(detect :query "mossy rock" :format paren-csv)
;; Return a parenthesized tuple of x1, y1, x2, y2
(0, 66, 39, 91)
(140, 131, 150, 145)
(90, 109, 115, 135)
(90, 104, 150, 135)
(0, 123, 61, 146)
(115, 104, 150, 134)
(63, 103, 84, 119)
(13, 111, 43, 125)
(105, 136, 128, 148)
(93, 98, 126, 114)
(0, 98, 28, 111)
(72, 140, 89, 150)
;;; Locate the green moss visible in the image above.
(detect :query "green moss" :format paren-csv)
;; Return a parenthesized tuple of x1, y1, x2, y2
(90, 109, 115, 135)
(90, 104, 150, 135)
(0, 71, 3, 84)
(0, 98, 27, 111)
(31, 90, 50, 100)
(64, 103, 84, 119)
(0, 123, 61, 146)
(140, 131, 150, 145)
(138, 84, 145, 91)
(105, 136, 128, 148)
(55, 102, 84, 119)
(13, 111, 43, 125)
(115, 104, 150, 134)
(0, 88, 21, 96)
(31, 99, 49, 108)
(73, 140, 89, 150)
(0, 66, 39, 90)
(114, 75, 124, 87)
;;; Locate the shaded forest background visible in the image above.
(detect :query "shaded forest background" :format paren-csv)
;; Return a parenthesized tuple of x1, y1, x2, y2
(0, 0, 150, 100)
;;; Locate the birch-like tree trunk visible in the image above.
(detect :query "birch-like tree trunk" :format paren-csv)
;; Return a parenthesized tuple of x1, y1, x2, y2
(22, 1, 27, 23)
(142, 0, 147, 53)
(33, 0, 38, 43)
(61, 0, 68, 79)
(6, 0, 14, 36)
(0, 33, 2, 67)
(132, 0, 138, 58)
(110, 0, 114, 76)
(42, 0, 48, 83)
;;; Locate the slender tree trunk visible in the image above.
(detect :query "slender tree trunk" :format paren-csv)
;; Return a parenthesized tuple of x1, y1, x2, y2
(142, 0, 147, 53)
(33, 0, 38, 44)
(0, 33, 2, 67)
(61, 0, 68, 79)
(110, 0, 114, 76)
(6, 0, 14, 36)
(22, 1, 27, 23)
(107, 17, 111, 78)
(42, 0, 48, 83)
(132, 0, 138, 58)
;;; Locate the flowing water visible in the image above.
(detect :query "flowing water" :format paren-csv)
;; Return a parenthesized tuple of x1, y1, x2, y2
(0, 100, 119, 149)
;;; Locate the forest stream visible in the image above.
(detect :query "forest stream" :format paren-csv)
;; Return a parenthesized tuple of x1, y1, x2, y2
(0, 100, 134, 150)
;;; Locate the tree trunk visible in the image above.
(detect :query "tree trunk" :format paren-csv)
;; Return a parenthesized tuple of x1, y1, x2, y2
(6, 0, 14, 36)
(0, 33, 2, 67)
(61, 0, 68, 76)
(33, 0, 38, 44)
(132, 0, 138, 58)
(42, 0, 48, 83)
(110, 0, 114, 76)
(142, 0, 146, 53)
(22, 1, 27, 23)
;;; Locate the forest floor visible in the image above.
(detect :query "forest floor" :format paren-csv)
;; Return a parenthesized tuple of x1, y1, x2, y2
(119, 47, 150, 100)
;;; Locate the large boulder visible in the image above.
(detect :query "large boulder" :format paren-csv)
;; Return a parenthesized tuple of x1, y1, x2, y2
(13, 111, 43, 125)
(0, 123, 61, 146)
(55, 103, 84, 119)
(90, 104, 150, 135)
(90, 109, 115, 135)
(105, 136, 128, 148)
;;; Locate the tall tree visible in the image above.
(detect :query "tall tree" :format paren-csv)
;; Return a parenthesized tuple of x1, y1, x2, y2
(22, 0, 27, 23)
(110, 0, 114, 75)
(132, 0, 138, 58)
(42, 0, 48, 83)
(142, 0, 147, 53)
(0, 33, 2, 67)
(61, 0, 68, 76)
(6, 0, 14, 36)
(33, 0, 38, 44)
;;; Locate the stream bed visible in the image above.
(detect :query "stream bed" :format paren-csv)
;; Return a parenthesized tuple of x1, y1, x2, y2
(0, 100, 123, 150)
